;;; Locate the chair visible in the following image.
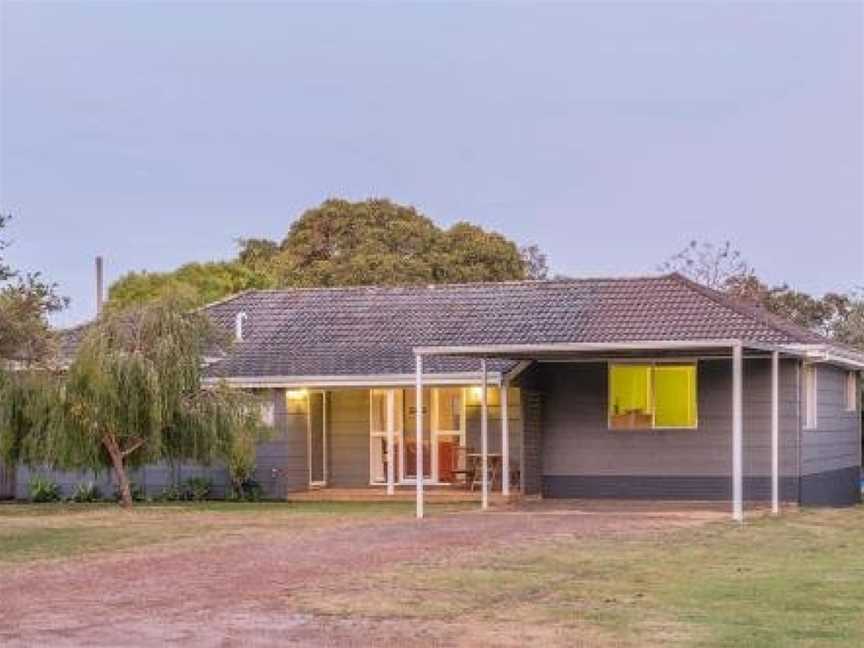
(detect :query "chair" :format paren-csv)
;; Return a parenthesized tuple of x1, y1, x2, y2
(469, 455, 501, 492)
(450, 446, 474, 488)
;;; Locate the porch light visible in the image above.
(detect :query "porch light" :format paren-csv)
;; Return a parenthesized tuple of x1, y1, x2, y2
(286, 389, 308, 400)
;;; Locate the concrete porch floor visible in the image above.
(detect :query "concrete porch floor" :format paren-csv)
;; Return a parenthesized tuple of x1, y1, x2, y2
(285, 486, 521, 504)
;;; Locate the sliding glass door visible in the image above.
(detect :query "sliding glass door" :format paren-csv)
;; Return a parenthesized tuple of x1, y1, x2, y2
(369, 389, 403, 484)
(431, 388, 466, 483)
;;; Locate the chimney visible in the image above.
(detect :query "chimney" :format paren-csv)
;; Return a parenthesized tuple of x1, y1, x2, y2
(96, 256, 104, 316)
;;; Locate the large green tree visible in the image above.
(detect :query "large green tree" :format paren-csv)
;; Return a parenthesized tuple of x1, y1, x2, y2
(109, 198, 540, 308)
(0, 300, 264, 507)
(0, 215, 67, 366)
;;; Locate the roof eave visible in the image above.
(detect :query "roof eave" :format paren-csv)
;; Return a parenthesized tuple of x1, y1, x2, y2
(202, 370, 504, 388)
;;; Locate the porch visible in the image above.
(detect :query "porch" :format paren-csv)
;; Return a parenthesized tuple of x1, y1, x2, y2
(285, 486, 522, 504)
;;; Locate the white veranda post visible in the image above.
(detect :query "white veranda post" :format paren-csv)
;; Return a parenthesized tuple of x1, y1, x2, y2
(771, 350, 780, 515)
(481, 358, 489, 511)
(732, 343, 744, 523)
(386, 389, 395, 496)
(501, 378, 510, 497)
(415, 354, 424, 519)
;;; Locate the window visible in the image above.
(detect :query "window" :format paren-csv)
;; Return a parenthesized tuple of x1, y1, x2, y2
(608, 363, 697, 430)
(803, 364, 818, 429)
(846, 371, 858, 412)
(285, 389, 308, 415)
(434, 388, 464, 433)
(260, 401, 275, 427)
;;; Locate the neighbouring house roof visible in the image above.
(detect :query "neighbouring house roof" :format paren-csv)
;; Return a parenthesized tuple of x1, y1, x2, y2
(199, 273, 864, 381)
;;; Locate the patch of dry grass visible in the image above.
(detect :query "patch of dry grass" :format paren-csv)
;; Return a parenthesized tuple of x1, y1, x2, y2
(293, 506, 864, 647)
(0, 501, 466, 566)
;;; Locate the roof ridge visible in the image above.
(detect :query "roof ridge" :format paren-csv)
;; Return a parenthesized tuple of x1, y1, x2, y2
(224, 274, 671, 299)
(667, 272, 824, 344)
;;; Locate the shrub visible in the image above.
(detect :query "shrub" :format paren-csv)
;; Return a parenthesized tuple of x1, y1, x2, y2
(183, 477, 211, 501)
(154, 484, 183, 502)
(29, 475, 61, 503)
(230, 478, 263, 502)
(70, 481, 101, 503)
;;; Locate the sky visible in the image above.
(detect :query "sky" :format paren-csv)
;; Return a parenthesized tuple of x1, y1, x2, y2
(1, 2, 862, 327)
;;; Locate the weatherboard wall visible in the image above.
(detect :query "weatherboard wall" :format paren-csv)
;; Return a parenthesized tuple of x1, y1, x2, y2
(538, 359, 804, 501)
(799, 365, 860, 505)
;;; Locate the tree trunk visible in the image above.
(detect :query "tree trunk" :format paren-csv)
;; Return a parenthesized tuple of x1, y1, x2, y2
(104, 436, 132, 508)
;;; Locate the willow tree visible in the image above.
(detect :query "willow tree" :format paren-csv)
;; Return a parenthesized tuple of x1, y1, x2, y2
(10, 300, 263, 507)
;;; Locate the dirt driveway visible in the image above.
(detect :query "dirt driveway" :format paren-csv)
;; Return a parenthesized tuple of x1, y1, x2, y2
(0, 501, 726, 647)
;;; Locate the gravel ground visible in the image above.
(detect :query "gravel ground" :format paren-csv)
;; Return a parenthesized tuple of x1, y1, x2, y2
(0, 501, 727, 647)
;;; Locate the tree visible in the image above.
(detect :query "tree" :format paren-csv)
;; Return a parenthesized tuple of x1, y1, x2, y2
(660, 240, 864, 350)
(0, 215, 67, 366)
(520, 244, 549, 280)
(109, 198, 543, 307)
(833, 292, 864, 349)
(658, 240, 754, 290)
(1, 300, 264, 507)
(108, 261, 273, 311)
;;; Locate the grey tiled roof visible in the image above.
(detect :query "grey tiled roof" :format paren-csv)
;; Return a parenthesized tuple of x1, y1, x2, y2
(201, 273, 843, 379)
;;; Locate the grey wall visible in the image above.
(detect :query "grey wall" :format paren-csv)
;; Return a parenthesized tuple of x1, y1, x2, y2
(15, 461, 232, 500)
(327, 389, 370, 487)
(254, 388, 308, 497)
(537, 359, 802, 501)
(799, 365, 860, 505)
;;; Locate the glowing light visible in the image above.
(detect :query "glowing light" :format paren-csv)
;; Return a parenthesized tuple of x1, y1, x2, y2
(286, 389, 308, 400)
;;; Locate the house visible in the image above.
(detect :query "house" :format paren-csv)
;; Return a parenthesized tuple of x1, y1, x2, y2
(9, 273, 863, 520)
(197, 273, 863, 519)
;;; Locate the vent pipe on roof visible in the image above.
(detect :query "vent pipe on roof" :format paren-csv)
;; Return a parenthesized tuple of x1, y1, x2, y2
(96, 256, 104, 316)
(235, 311, 248, 342)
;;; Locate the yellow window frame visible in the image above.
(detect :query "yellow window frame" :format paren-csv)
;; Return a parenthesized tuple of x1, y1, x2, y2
(608, 362, 698, 430)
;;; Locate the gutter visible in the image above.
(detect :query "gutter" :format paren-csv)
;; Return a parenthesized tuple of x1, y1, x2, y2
(203, 370, 504, 389)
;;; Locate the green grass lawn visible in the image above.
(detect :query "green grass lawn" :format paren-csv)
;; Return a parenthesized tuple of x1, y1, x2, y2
(292, 506, 864, 647)
(1, 502, 861, 646)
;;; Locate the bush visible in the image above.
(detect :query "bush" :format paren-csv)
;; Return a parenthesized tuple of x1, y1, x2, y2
(183, 477, 211, 501)
(70, 481, 101, 503)
(154, 484, 183, 502)
(229, 478, 263, 502)
(29, 475, 62, 503)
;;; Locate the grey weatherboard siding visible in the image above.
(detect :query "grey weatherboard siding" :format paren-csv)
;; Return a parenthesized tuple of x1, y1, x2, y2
(799, 365, 861, 506)
(537, 359, 807, 502)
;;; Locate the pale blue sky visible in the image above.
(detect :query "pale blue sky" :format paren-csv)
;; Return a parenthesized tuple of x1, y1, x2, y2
(1, 2, 862, 327)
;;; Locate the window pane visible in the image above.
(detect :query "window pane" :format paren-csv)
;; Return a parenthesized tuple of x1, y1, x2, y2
(436, 388, 462, 431)
(654, 365, 697, 428)
(609, 365, 652, 429)
(370, 391, 387, 434)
